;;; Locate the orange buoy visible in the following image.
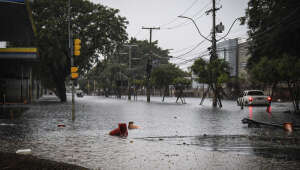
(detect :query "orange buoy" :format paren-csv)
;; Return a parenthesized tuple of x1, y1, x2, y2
(109, 123, 128, 137)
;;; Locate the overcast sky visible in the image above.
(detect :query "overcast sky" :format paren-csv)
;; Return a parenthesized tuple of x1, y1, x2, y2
(91, 0, 249, 69)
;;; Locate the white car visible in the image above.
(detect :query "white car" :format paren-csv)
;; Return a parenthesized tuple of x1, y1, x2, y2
(237, 90, 271, 106)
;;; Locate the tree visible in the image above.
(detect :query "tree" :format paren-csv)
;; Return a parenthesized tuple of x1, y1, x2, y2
(191, 58, 230, 107)
(276, 55, 300, 112)
(151, 64, 186, 101)
(244, 0, 300, 112)
(31, 0, 128, 101)
(125, 38, 171, 81)
(245, 0, 300, 67)
(80, 37, 173, 99)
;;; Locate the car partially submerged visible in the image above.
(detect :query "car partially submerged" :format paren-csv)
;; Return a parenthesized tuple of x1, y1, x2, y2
(237, 90, 271, 106)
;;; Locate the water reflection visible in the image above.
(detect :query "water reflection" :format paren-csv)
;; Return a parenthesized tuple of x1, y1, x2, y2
(249, 106, 253, 120)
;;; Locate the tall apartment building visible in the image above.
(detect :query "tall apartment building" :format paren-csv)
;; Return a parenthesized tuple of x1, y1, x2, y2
(217, 38, 238, 77)
(216, 38, 251, 79)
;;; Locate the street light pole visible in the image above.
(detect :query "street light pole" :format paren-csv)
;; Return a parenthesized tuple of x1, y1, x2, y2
(141, 27, 160, 103)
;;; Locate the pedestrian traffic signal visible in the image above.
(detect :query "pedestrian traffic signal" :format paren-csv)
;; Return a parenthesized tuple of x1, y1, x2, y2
(71, 66, 79, 79)
(74, 39, 81, 56)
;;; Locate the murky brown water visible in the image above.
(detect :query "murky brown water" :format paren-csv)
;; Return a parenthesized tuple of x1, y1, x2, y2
(0, 95, 300, 169)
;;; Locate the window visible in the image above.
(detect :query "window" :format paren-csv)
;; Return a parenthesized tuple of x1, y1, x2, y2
(248, 91, 264, 95)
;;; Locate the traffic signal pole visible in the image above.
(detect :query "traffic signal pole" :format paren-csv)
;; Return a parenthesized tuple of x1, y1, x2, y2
(68, 0, 75, 121)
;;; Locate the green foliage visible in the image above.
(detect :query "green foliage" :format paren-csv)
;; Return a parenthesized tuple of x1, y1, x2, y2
(132, 79, 144, 88)
(249, 56, 280, 87)
(245, 0, 300, 111)
(32, 0, 128, 101)
(81, 38, 173, 96)
(245, 0, 300, 67)
(191, 58, 230, 86)
(173, 77, 191, 88)
(125, 38, 172, 79)
(151, 64, 185, 89)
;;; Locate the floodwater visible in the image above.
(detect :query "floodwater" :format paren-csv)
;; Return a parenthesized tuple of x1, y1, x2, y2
(0, 95, 300, 169)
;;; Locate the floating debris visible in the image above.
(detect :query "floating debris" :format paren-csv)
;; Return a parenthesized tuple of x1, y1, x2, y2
(16, 149, 32, 155)
(0, 123, 16, 126)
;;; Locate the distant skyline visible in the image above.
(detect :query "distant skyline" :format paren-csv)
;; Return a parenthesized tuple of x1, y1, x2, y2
(92, 0, 249, 69)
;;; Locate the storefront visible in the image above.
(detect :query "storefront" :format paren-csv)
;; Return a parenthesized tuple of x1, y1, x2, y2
(0, 0, 40, 103)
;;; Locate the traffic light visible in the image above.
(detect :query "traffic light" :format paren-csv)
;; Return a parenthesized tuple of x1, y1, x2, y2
(71, 66, 79, 79)
(74, 39, 81, 56)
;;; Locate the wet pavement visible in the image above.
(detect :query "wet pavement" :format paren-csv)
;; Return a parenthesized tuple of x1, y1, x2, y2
(1, 94, 300, 169)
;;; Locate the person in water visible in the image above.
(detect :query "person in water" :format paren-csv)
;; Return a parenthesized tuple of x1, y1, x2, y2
(128, 121, 139, 129)
(109, 123, 128, 137)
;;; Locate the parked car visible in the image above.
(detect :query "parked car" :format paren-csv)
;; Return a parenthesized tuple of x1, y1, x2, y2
(237, 90, 271, 106)
(76, 90, 84, 97)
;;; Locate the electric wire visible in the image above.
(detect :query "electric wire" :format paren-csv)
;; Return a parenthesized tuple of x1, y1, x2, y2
(164, 1, 211, 30)
(159, 0, 200, 28)
(174, 51, 210, 66)
(171, 44, 211, 62)
(171, 38, 207, 60)
(170, 42, 203, 54)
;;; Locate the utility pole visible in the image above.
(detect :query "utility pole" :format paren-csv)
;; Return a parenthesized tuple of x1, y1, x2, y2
(88, 79, 90, 95)
(204, 0, 219, 107)
(211, 0, 217, 61)
(124, 44, 137, 100)
(94, 79, 96, 96)
(211, 0, 218, 107)
(68, 0, 75, 121)
(141, 27, 160, 103)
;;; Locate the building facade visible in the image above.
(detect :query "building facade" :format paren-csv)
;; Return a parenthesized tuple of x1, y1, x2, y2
(0, 0, 41, 103)
(217, 38, 238, 77)
(237, 41, 251, 79)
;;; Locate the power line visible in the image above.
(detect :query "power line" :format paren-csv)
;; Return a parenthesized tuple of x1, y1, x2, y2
(172, 38, 207, 59)
(171, 41, 212, 60)
(171, 44, 211, 62)
(174, 51, 210, 65)
(159, 0, 200, 28)
(170, 42, 203, 54)
(163, 1, 212, 30)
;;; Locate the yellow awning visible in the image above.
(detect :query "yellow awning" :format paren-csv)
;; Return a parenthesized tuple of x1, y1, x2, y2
(0, 47, 38, 59)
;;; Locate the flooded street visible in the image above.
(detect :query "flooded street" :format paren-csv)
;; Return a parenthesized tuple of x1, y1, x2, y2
(1, 95, 300, 169)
